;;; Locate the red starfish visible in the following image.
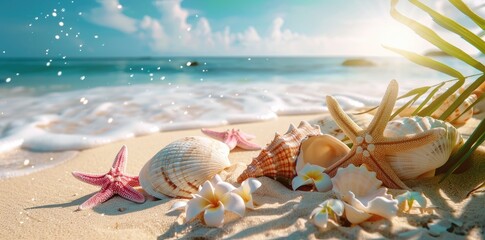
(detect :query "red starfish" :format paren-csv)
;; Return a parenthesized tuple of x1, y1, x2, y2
(201, 128, 261, 150)
(72, 146, 145, 210)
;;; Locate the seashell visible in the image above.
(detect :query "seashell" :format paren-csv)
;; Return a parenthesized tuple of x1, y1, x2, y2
(332, 164, 398, 224)
(431, 88, 478, 125)
(295, 134, 350, 172)
(384, 116, 463, 180)
(310, 113, 373, 141)
(237, 121, 321, 183)
(139, 136, 231, 198)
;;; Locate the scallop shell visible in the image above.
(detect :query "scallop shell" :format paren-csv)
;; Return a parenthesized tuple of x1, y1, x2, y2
(310, 113, 373, 141)
(431, 88, 478, 125)
(384, 116, 463, 180)
(237, 121, 321, 183)
(332, 164, 398, 224)
(139, 136, 231, 198)
(295, 134, 350, 172)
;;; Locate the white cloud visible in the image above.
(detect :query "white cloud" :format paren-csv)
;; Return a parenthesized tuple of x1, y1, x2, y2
(86, 0, 137, 33)
(86, 0, 481, 56)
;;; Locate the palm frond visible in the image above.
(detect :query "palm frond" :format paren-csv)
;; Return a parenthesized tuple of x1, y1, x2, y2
(388, 0, 485, 183)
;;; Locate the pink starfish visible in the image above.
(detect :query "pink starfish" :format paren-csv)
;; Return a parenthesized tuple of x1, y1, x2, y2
(72, 145, 145, 210)
(201, 128, 261, 150)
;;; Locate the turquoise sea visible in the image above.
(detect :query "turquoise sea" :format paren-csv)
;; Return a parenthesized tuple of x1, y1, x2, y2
(0, 56, 481, 177)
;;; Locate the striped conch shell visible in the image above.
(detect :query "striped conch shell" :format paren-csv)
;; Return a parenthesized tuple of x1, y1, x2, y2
(139, 136, 231, 198)
(332, 164, 398, 224)
(431, 87, 479, 125)
(384, 116, 463, 180)
(237, 121, 321, 183)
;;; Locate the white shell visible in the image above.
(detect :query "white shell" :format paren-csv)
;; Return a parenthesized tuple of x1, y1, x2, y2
(139, 136, 231, 198)
(296, 134, 350, 172)
(332, 164, 383, 201)
(332, 164, 398, 224)
(310, 113, 373, 142)
(384, 116, 463, 180)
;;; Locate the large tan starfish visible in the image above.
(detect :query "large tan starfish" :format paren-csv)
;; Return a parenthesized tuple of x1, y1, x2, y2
(324, 80, 445, 189)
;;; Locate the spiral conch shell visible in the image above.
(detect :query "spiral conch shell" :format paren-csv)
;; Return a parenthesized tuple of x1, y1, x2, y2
(431, 88, 478, 125)
(237, 121, 321, 183)
(384, 116, 463, 180)
(332, 164, 398, 224)
(139, 136, 231, 198)
(296, 134, 350, 172)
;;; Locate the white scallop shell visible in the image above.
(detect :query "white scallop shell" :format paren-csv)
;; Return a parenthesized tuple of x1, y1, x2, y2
(332, 164, 383, 201)
(331, 164, 398, 224)
(295, 134, 350, 172)
(139, 136, 231, 198)
(384, 116, 463, 180)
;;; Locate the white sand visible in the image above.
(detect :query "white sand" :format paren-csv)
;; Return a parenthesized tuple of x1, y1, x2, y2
(0, 114, 483, 239)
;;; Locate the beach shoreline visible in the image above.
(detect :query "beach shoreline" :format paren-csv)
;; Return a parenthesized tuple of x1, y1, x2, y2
(0, 113, 484, 239)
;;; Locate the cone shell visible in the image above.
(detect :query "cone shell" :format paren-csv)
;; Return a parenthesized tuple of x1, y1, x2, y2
(139, 136, 231, 198)
(431, 88, 477, 125)
(237, 121, 321, 183)
(310, 113, 373, 141)
(296, 134, 350, 172)
(384, 116, 463, 180)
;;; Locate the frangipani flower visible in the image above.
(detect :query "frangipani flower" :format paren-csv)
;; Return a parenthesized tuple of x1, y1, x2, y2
(292, 163, 332, 192)
(185, 176, 245, 227)
(310, 199, 344, 229)
(233, 178, 262, 209)
(396, 191, 427, 212)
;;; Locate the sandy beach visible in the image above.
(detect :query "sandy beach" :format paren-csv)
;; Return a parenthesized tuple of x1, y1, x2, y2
(0, 113, 483, 239)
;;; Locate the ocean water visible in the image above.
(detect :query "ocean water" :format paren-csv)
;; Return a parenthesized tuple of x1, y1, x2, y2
(0, 56, 480, 178)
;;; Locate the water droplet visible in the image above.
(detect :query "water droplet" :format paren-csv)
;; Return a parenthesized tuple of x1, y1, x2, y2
(186, 27, 191, 32)
(248, 58, 251, 61)
(52, 12, 57, 17)
(78, 12, 82, 16)
(94, 35, 98, 39)
(57, 71, 62, 76)
(107, 118, 113, 123)
(117, 4, 122, 9)
(23, 159, 30, 166)
(149, 73, 154, 77)
(5, 78, 11, 83)
(157, 67, 161, 70)
(160, 76, 165, 80)
(59, 22, 64, 27)
(80, 76, 85, 80)
(61, 8, 65, 12)
(195, 14, 199, 18)
(55, 35, 60, 40)
(186, 61, 192, 66)
(129, 74, 134, 78)
(46, 62, 51, 67)
(34, 17, 39, 20)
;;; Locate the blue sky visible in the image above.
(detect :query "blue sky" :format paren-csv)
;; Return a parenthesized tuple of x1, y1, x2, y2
(0, 0, 482, 57)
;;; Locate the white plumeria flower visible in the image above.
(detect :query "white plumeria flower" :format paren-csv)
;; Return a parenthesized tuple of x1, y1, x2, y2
(233, 178, 262, 209)
(292, 163, 332, 192)
(396, 191, 427, 212)
(310, 199, 344, 229)
(186, 176, 245, 227)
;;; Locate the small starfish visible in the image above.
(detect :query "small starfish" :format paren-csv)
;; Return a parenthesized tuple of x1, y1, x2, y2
(324, 80, 444, 189)
(72, 146, 145, 210)
(201, 128, 261, 150)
